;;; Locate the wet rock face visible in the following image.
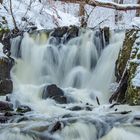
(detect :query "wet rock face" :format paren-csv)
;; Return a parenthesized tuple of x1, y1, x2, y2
(110, 29, 140, 105)
(0, 79, 13, 95)
(51, 26, 68, 37)
(50, 26, 79, 44)
(0, 57, 14, 95)
(0, 57, 13, 80)
(42, 84, 67, 104)
(115, 30, 138, 82)
(0, 101, 13, 111)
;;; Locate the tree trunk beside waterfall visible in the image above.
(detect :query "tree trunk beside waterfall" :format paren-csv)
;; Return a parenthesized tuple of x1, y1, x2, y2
(136, 0, 140, 16)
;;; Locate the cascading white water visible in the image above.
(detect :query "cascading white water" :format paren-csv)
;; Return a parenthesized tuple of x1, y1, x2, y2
(11, 30, 124, 107)
(2, 29, 140, 140)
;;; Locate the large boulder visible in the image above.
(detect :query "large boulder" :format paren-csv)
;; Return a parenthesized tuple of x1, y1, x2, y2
(42, 84, 67, 104)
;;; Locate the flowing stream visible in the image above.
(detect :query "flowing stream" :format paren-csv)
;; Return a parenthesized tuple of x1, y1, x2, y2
(0, 29, 140, 140)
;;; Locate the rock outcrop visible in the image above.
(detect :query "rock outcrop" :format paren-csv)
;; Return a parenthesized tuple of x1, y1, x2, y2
(110, 29, 140, 105)
(0, 57, 14, 95)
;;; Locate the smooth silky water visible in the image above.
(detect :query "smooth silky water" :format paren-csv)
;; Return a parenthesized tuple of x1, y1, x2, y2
(0, 29, 140, 140)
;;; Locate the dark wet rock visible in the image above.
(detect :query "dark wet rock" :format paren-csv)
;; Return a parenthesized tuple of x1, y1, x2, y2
(16, 105, 31, 113)
(52, 96, 67, 104)
(42, 84, 67, 104)
(0, 57, 14, 95)
(0, 79, 13, 95)
(62, 114, 73, 118)
(42, 84, 64, 98)
(0, 101, 13, 111)
(50, 121, 62, 133)
(6, 95, 11, 102)
(85, 106, 93, 111)
(0, 116, 9, 123)
(0, 57, 14, 80)
(101, 27, 110, 46)
(50, 26, 68, 37)
(16, 116, 29, 123)
(50, 26, 79, 44)
(68, 105, 92, 111)
(64, 26, 79, 43)
(4, 111, 14, 117)
(69, 106, 83, 111)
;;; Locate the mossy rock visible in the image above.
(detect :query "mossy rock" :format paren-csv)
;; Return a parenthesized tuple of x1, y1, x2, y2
(0, 28, 10, 42)
(115, 29, 138, 82)
(16, 105, 31, 113)
(126, 84, 140, 105)
(125, 62, 139, 105)
(112, 29, 140, 105)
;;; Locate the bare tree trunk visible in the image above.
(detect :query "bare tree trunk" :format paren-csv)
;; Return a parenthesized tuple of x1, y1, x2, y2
(62, 0, 140, 11)
(136, 0, 140, 16)
(9, 0, 18, 30)
(79, 3, 87, 27)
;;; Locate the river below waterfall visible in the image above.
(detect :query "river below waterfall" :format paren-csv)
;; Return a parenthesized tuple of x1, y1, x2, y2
(0, 29, 140, 140)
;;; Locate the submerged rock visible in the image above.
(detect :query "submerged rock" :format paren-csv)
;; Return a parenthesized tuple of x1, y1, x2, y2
(42, 84, 67, 104)
(50, 121, 62, 133)
(16, 105, 32, 113)
(69, 106, 83, 111)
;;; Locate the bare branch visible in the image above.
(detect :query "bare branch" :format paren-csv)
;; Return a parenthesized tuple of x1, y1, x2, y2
(61, 0, 140, 11)
(88, 0, 140, 11)
(9, 0, 18, 30)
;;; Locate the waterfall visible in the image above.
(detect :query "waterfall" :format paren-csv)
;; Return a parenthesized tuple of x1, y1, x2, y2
(2, 29, 139, 140)
(10, 30, 124, 107)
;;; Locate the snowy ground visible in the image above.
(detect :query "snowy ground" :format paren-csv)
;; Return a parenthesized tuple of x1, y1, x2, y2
(0, 0, 139, 30)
